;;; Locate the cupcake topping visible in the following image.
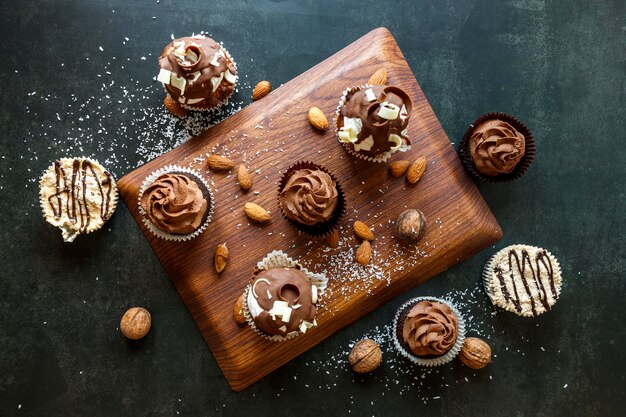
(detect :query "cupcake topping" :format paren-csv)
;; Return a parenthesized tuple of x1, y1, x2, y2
(39, 158, 117, 242)
(338, 85, 412, 156)
(140, 173, 208, 235)
(157, 35, 237, 107)
(402, 300, 458, 357)
(247, 268, 318, 337)
(469, 119, 525, 176)
(280, 169, 338, 226)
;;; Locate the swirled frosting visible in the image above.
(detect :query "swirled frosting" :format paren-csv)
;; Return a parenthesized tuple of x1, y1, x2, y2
(338, 85, 412, 157)
(402, 300, 458, 357)
(469, 119, 525, 176)
(140, 173, 208, 235)
(280, 169, 338, 226)
(158, 35, 237, 109)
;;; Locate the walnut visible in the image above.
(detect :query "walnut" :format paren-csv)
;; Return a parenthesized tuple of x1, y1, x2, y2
(120, 307, 152, 340)
(395, 209, 426, 244)
(459, 337, 492, 369)
(348, 338, 382, 373)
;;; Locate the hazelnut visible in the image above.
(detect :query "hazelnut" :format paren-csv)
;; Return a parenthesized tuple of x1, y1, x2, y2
(348, 338, 382, 373)
(120, 307, 152, 340)
(233, 294, 246, 325)
(459, 337, 492, 369)
(395, 209, 426, 244)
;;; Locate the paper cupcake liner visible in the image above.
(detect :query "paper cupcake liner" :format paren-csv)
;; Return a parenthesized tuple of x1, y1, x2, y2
(171, 46, 238, 113)
(39, 156, 119, 242)
(482, 244, 562, 317)
(277, 162, 346, 238)
(392, 296, 466, 367)
(242, 250, 327, 342)
(334, 85, 412, 163)
(459, 112, 536, 183)
(137, 165, 214, 241)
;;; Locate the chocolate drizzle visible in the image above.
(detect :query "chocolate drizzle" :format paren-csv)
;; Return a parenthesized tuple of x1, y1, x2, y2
(505, 248, 557, 316)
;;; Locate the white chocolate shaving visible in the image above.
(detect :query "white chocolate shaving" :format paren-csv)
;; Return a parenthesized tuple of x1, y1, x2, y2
(377, 102, 400, 120)
(210, 73, 224, 92)
(246, 289, 262, 318)
(224, 69, 237, 84)
(177, 95, 186, 104)
(170, 74, 186, 95)
(365, 88, 376, 102)
(292, 303, 302, 309)
(210, 52, 221, 67)
(278, 325, 287, 333)
(157, 68, 172, 84)
(188, 71, 201, 84)
(186, 98, 204, 104)
(354, 135, 374, 152)
(399, 105, 408, 121)
(281, 307, 292, 323)
(251, 278, 270, 298)
(311, 285, 318, 304)
(388, 134, 403, 151)
(339, 117, 362, 144)
(299, 322, 308, 333)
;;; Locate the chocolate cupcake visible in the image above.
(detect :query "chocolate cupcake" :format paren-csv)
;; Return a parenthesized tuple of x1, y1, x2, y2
(242, 250, 327, 342)
(460, 112, 535, 182)
(39, 157, 118, 242)
(335, 85, 412, 162)
(483, 244, 562, 317)
(278, 162, 345, 237)
(393, 297, 466, 366)
(138, 166, 213, 241)
(157, 35, 237, 112)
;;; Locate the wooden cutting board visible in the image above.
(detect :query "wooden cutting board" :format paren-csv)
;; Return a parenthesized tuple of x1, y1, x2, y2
(118, 27, 502, 391)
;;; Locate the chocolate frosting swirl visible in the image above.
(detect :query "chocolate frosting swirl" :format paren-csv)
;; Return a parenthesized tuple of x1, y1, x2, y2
(339, 85, 412, 156)
(469, 119, 525, 176)
(140, 173, 207, 235)
(402, 300, 458, 357)
(280, 169, 338, 226)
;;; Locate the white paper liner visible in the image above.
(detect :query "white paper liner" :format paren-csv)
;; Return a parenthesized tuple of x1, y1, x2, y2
(137, 165, 214, 242)
(178, 46, 238, 113)
(334, 84, 412, 163)
(392, 296, 466, 367)
(39, 156, 119, 242)
(482, 245, 563, 317)
(242, 250, 328, 342)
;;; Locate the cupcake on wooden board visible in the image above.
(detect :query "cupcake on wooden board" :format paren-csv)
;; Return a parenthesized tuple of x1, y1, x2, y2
(242, 251, 328, 342)
(39, 157, 118, 242)
(278, 161, 345, 237)
(460, 112, 535, 182)
(157, 35, 237, 112)
(393, 297, 466, 366)
(483, 244, 562, 317)
(335, 85, 412, 162)
(138, 166, 213, 241)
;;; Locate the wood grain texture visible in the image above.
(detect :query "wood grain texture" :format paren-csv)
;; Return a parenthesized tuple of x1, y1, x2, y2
(118, 28, 502, 391)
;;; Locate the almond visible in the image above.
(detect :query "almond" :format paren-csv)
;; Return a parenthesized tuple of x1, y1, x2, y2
(244, 202, 270, 223)
(353, 221, 374, 241)
(207, 154, 235, 171)
(163, 95, 187, 117)
(214, 243, 229, 274)
(233, 294, 246, 325)
(368, 68, 388, 85)
(326, 229, 340, 248)
(252, 80, 271, 100)
(406, 156, 427, 184)
(237, 164, 252, 191)
(388, 160, 410, 178)
(307, 107, 328, 131)
(355, 240, 371, 265)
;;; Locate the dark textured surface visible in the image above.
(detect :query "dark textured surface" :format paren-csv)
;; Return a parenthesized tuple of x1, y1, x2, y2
(0, 1, 624, 416)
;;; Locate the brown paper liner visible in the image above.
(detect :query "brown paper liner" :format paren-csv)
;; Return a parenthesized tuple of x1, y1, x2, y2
(277, 161, 346, 238)
(459, 112, 536, 183)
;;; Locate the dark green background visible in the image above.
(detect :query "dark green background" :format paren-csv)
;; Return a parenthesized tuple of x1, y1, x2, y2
(1, 0, 624, 416)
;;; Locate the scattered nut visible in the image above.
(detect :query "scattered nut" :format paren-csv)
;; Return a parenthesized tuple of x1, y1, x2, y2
(368, 68, 388, 85)
(349, 338, 382, 373)
(353, 221, 374, 241)
(233, 294, 246, 325)
(406, 156, 427, 184)
(252, 80, 271, 100)
(206, 154, 235, 171)
(237, 164, 252, 191)
(244, 202, 270, 223)
(459, 337, 492, 369)
(307, 107, 328, 130)
(355, 240, 372, 265)
(388, 160, 410, 178)
(395, 209, 427, 244)
(120, 307, 152, 340)
(214, 243, 229, 274)
(164, 95, 187, 117)
(326, 228, 340, 248)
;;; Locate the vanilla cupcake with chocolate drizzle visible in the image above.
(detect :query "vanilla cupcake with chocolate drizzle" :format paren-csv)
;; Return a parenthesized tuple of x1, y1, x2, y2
(157, 35, 237, 111)
(39, 157, 118, 242)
